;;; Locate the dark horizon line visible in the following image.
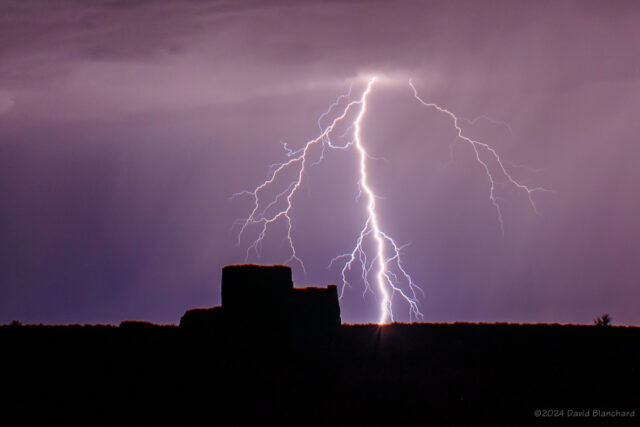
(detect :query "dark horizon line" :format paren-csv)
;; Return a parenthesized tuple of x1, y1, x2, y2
(3, 320, 637, 328)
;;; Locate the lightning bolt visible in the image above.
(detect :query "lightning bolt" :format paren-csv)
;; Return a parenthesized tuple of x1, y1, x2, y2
(409, 80, 551, 235)
(234, 76, 548, 324)
(328, 78, 422, 324)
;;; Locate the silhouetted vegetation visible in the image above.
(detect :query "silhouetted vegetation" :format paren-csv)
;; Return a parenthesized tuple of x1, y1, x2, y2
(594, 313, 612, 327)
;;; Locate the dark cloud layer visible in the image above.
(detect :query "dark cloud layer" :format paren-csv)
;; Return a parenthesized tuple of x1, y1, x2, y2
(1, 0, 639, 324)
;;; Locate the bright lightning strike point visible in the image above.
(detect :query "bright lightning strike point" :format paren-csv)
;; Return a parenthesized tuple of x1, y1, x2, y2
(234, 76, 549, 324)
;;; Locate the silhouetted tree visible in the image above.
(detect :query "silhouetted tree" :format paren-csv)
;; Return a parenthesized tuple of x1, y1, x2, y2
(593, 314, 611, 327)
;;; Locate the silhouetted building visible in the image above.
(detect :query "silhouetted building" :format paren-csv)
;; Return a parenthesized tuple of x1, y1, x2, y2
(180, 264, 341, 331)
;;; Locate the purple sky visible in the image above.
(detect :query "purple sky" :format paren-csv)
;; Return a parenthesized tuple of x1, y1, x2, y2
(1, 0, 639, 325)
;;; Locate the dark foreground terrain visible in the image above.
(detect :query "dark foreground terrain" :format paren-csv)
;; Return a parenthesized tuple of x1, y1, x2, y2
(1, 322, 638, 425)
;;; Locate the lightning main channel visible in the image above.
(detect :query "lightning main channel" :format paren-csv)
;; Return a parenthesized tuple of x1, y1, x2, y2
(334, 78, 422, 324)
(234, 77, 548, 324)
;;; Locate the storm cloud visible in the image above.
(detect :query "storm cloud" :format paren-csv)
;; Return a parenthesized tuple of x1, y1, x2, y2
(1, 0, 639, 324)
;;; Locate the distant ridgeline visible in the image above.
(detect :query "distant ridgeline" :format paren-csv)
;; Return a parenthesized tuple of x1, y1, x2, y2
(180, 264, 341, 331)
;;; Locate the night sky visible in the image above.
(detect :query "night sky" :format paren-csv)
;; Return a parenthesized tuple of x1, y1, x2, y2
(1, 0, 639, 325)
